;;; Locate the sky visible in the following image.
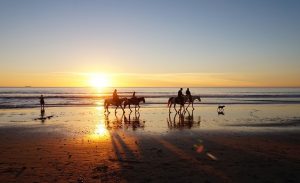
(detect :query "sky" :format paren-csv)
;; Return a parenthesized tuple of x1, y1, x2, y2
(0, 0, 299, 87)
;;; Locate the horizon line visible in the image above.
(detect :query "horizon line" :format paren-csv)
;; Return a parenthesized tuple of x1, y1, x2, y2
(0, 86, 300, 88)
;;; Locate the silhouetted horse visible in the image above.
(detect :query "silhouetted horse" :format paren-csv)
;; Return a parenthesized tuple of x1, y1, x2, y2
(184, 95, 201, 109)
(168, 96, 185, 113)
(124, 97, 145, 111)
(104, 97, 127, 113)
(168, 95, 201, 112)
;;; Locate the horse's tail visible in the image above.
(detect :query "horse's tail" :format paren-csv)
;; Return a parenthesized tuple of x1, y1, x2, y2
(168, 97, 173, 107)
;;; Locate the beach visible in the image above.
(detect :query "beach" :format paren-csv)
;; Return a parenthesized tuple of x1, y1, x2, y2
(0, 104, 299, 182)
(1, 0, 300, 182)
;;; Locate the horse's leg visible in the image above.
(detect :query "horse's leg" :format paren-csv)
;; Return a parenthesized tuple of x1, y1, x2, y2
(174, 113, 178, 125)
(186, 102, 190, 110)
(106, 104, 109, 113)
(105, 104, 110, 114)
(129, 105, 132, 112)
(174, 103, 178, 113)
(187, 109, 191, 117)
(167, 113, 171, 127)
(178, 102, 182, 112)
(115, 106, 118, 113)
(181, 104, 184, 113)
(183, 106, 187, 115)
(169, 103, 172, 113)
(192, 102, 194, 109)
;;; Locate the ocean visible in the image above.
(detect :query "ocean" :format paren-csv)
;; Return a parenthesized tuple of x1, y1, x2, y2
(0, 87, 300, 109)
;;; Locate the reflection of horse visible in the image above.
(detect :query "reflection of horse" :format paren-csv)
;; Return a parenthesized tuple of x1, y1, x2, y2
(124, 97, 146, 111)
(104, 112, 124, 130)
(167, 109, 201, 129)
(168, 96, 185, 113)
(104, 98, 127, 113)
(184, 96, 201, 110)
(104, 111, 145, 130)
(124, 111, 145, 130)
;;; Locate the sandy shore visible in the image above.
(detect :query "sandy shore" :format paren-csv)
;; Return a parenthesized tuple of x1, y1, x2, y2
(0, 105, 300, 182)
(0, 128, 299, 183)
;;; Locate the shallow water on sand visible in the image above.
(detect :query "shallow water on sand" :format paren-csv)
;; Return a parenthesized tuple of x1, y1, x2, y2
(1, 104, 300, 182)
(0, 104, 299, 138)
(1, 87, 300, 109)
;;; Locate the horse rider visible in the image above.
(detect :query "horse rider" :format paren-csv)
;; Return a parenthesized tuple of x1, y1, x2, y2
(113, 89, 119, 102)
(186, 88, 192, 103)
(177, 88, 184, 105)
(132, 91, 137, 100)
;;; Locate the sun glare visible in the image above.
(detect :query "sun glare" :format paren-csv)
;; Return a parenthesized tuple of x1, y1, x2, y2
(95, 123, 108, 136)
(88, 73, 110, 89)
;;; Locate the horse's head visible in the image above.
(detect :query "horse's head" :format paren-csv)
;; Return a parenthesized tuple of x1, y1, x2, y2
(141, 97, 145, 103)
(196, 96, 201, 102)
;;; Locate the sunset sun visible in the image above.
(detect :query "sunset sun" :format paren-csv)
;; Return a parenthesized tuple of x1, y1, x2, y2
(88, 73, 110, 89)
(1, 0, 300, 182)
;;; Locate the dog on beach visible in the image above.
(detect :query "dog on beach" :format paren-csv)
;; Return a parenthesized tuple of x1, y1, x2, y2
(217, 105, 225, 111)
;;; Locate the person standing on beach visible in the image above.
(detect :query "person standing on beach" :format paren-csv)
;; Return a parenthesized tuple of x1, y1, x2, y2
(40, 95, 45, 111)
(113, 89, 119, 102)
(186, 88, 192, 103)
(177, 88, 184, 105)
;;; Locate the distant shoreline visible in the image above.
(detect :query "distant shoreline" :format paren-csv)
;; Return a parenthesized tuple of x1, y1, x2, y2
(0, 86, 300, 88)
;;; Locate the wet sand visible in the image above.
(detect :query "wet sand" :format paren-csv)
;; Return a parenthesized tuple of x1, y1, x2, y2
(0, 105, 300, 182)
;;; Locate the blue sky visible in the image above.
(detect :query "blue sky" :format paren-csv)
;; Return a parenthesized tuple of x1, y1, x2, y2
(0, 0, 299, 86)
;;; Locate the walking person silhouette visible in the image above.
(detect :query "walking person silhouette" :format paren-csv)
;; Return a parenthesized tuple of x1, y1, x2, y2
(40, 95, 45, 112)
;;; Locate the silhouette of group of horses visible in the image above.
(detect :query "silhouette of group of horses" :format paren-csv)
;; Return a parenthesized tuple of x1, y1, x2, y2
(104, 95, 201, 113)
(104, 97, 146, 113)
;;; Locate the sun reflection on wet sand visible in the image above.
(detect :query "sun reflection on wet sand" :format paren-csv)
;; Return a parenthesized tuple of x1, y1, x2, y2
(93, 122, 109, 137)
(87, 106, 110, 140)
(95, 104, 105, 110)
(1, 105, 300, 182)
